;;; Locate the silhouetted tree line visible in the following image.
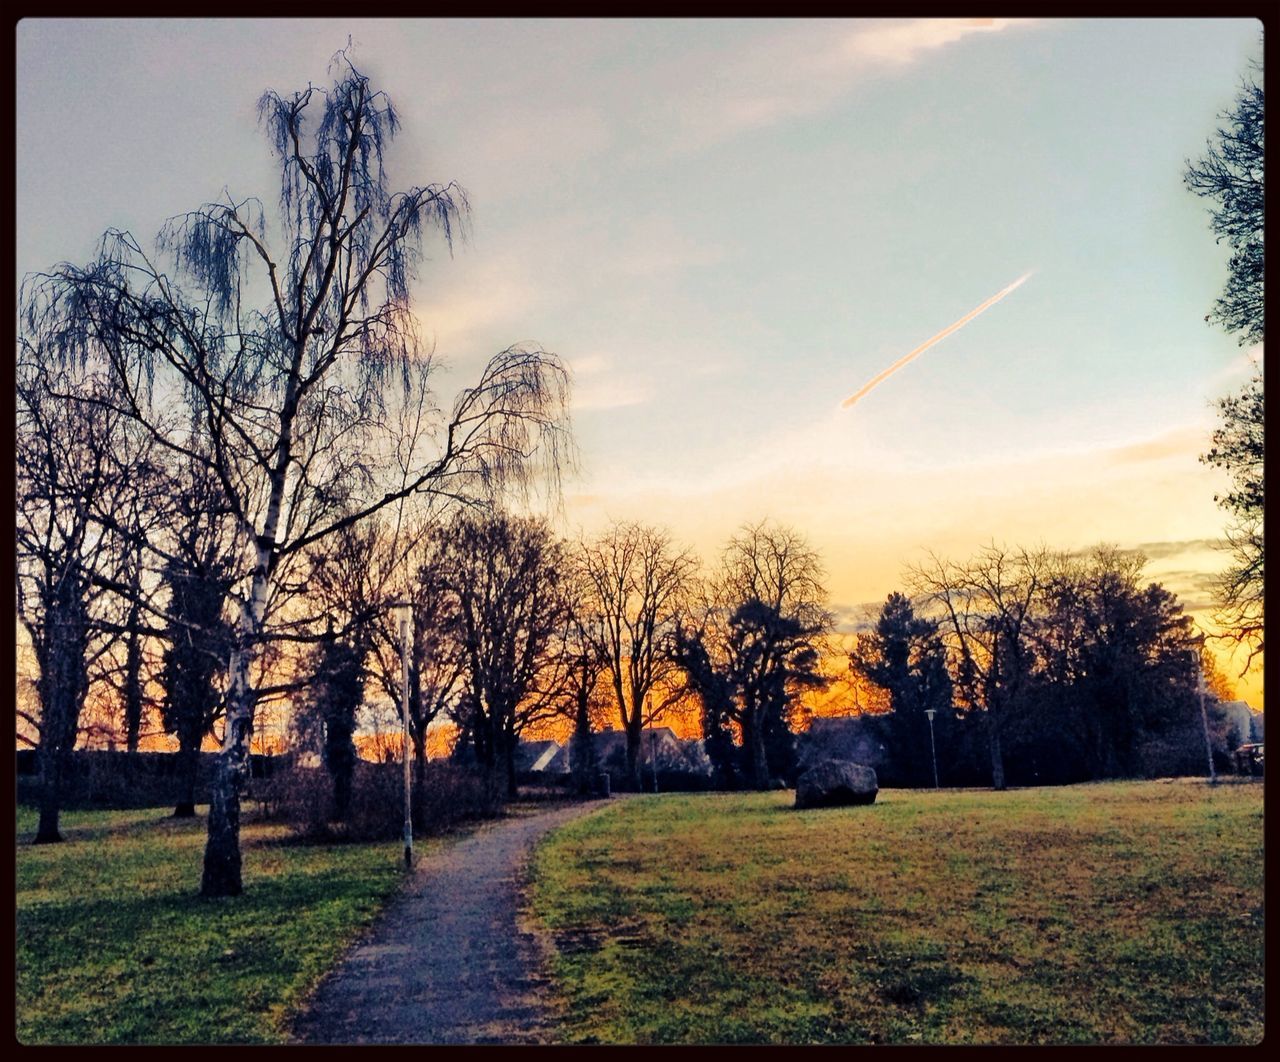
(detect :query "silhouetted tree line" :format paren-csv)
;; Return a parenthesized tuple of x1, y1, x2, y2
(850, 545, 1237, 788)
(16, 48, 1256, 903)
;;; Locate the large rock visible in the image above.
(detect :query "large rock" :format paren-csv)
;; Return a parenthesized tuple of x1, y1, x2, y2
(794, 760, 878, 809)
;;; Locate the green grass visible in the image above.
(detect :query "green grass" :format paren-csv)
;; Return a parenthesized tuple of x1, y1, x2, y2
(529, 781, 1264, 1045)
(15, 805, 423, 1044)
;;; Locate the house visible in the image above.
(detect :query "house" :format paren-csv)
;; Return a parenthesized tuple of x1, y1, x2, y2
(513, 739, 570, 777)
(1217, 700, 1264, 749)
(581, 728, 714, 788)
(585, 727, 697, 770)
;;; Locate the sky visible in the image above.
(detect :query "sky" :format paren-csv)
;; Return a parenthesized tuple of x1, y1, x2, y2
(16, 17, 1263, 708)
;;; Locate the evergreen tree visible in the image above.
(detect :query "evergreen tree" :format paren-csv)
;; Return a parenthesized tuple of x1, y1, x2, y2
(1185, 58, 1264, 667)
(851, 593, 952, 786)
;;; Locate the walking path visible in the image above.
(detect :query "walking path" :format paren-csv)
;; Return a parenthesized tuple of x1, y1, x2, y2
(291, 800, 605, 1044)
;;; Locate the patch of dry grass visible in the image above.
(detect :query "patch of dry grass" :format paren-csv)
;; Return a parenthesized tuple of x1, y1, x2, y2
(530, 781, 1263, 1044)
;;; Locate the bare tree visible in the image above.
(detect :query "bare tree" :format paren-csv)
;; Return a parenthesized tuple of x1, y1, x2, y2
(101, 502, 162, 753)
(15, 359, 145, 842)
(676, 522, 832, 789)
(909, 544, 1046, 791)
(292, 518, 389, 820)
(537, 555, 609, 794)
(20, 53, 569, 895)
(438, 511, 572, 799)
(580, 522, 699, 790)
(367, 526, 467, 780)
(156, 454, 240, 816)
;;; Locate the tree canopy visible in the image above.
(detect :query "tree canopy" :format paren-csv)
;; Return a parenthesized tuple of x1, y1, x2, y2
(18, 51, 570, 895)
(1185, 56, 1264, 670)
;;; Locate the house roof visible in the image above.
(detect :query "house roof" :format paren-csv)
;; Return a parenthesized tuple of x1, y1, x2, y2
(581, 728, 711, 774)
(514, 739, 567, 773)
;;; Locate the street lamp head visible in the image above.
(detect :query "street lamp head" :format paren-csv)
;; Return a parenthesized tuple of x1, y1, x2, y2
(387, 599, 414, 631)
(925, 708, 936, 721)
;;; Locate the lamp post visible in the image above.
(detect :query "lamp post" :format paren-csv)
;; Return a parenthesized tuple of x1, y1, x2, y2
(646, 697, 658, 794)
(391, 601, 414, 868)
(924, 708, 940, 790)
(1193, 634, 1217, 786)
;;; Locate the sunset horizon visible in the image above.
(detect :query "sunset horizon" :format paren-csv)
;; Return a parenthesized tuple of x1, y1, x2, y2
(16, 18, 1264, 1047)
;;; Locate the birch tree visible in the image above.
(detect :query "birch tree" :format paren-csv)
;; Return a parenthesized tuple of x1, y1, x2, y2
(20, 53, 569, 895)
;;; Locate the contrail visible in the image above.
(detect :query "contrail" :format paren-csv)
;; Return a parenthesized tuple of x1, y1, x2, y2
(841, 271, 1033, 408)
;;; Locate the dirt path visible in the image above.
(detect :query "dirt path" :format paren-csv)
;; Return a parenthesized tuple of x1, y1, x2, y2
(291, 800, 606, 1045)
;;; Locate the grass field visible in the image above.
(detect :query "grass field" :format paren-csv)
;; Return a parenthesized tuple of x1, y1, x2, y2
(15, 806, 417, 1044)
(529, 781, 1264, 1045)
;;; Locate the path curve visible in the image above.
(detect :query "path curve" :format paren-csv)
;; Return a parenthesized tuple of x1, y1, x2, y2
(291, 800, 606, 1044)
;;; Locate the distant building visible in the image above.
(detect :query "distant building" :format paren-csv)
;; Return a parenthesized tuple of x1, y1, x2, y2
(513, 739, 570, 775)
(588, 728, 709, 773)
(1217, 700, 1264, 749)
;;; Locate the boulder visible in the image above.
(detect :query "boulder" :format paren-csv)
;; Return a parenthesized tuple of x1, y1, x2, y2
(794, 760, 878, 809)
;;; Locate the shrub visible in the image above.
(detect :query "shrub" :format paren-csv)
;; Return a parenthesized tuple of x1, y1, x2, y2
(265, 759, 504, 842)
(15, 750, 226, 811)
(412, 762, 505, 833)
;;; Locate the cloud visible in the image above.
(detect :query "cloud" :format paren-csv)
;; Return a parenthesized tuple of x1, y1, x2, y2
(568, 353, 612, 376)
(1106, 426, 1207, 465)
(410, 253, 541, 358)
(831, 600, 887, 635)
(1134, 538, 1223, 561)
(664, 18, 1041, 149)
(1210, 342, 1263, 386)
(562, 351, 655, 412)
(842, 18, 1034, 65)
(574, 377, 653, 412)
(453, 102, 614, 198)
(610, 216, 727, 278)
(565, 400, 1231, 628)
(1149, 569, 1222, 613)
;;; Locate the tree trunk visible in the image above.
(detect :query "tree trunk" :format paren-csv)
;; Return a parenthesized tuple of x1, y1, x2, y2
(174, 735, 201, 818)
(751, 724, 770, 790)
(201, 634, 256, 897)
(123, 607, 144, 753)
(413, 732, 428, 787)
(505, 735, 518, 802)
(33, 590, 90, 845)
(571, 685, 596, 796)
(200, 347, 300, 896)
(625, 717, 644, 792)
(34, 743, 65, 844)
(740, 707, 770, 790)
(988, 711, 1006, 791)
(326, 716, 356, 822)
(202, 753, 244, 896)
